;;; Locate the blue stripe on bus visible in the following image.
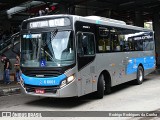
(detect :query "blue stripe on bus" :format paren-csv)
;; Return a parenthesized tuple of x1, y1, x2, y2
(126, 56, 155, 74)
(21, 74, 67, 86)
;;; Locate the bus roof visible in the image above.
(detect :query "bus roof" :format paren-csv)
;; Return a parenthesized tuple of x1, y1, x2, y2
(23, 14, 153, 32)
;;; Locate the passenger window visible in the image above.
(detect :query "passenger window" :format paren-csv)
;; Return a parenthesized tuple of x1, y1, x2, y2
(97, 26, 154, 52)
(110, 29, 121, 52)
(77, 32, 95, 56)
(98, 27, 110, 52)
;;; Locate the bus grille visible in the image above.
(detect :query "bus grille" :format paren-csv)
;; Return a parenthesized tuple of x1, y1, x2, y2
(24, 84, 59, 93)
(23, 69, 62, 77)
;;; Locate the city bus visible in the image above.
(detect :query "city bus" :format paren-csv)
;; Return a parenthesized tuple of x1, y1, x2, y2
(19, 15, 155, 98)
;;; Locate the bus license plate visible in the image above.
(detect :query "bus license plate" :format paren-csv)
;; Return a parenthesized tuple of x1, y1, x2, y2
(35, 89, 45, 94)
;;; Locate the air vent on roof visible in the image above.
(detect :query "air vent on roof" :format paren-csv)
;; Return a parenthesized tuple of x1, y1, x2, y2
(85, 16, 126, 25)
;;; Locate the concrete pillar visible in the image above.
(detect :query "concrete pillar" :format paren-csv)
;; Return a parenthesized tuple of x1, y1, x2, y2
(57, 5, 68, 14)
(0, 15, 11, 31)
(75, 7, 88, 16)
(0, 20, 11, 31)
(94, 10, 111, 18)
(56, 5, 76, 15)
(68, 6, 75, 15)
(153, 12, 160, 66)
(134, 11, 144, 27)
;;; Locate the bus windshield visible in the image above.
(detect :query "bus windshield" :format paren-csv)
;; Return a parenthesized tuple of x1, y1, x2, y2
(21, 30, 75, 67)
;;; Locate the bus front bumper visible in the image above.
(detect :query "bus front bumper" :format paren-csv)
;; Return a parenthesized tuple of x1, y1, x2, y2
(20, 80, 78, 98)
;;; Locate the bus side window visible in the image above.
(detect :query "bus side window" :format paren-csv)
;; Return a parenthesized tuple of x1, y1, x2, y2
(98, 39, 105, 52)
(98, 27, 110, 52)
(111, 33, 120, 52)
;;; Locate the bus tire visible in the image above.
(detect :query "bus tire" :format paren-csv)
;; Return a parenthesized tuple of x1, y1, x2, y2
(136, 66, 144, 85)
(104, 73, 111, 95)
(95, 74, 104, 99)
(104, 83, 111, 95)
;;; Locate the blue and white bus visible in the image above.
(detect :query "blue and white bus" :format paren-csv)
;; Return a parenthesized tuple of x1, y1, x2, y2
(20, 15, 155, 98)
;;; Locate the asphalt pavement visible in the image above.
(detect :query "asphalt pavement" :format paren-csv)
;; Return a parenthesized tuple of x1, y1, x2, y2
(1, 70, 160, 119)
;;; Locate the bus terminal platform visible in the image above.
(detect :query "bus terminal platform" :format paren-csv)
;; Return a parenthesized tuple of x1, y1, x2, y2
(0, 77, 21, 97)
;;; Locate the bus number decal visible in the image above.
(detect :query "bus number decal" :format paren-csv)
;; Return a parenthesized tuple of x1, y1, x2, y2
(43, 80, 56, 85)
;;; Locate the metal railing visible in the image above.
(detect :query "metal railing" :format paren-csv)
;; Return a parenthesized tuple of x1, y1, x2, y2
(0, 32, 20, 80)
(0, 32, 20, 55)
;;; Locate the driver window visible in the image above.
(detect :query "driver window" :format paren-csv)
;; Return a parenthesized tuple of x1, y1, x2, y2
(77, 32, 95, 56)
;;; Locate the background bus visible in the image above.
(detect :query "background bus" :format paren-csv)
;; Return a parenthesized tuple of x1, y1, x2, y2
(19, 15, 155, 98)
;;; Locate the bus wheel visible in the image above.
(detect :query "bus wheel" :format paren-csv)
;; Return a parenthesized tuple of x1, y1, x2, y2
(95, 74, 104, 99)
(104, 82, 111, 95)
(136, 66, 144, 85)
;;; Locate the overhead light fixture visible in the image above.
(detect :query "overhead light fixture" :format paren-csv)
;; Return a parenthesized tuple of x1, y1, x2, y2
(7, 6, 26, 15)
(6, 1, 46, 16)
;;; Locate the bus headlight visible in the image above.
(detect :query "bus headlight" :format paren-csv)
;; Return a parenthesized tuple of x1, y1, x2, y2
(60, 74, 75, 88)
(67, 75, 75, 83)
